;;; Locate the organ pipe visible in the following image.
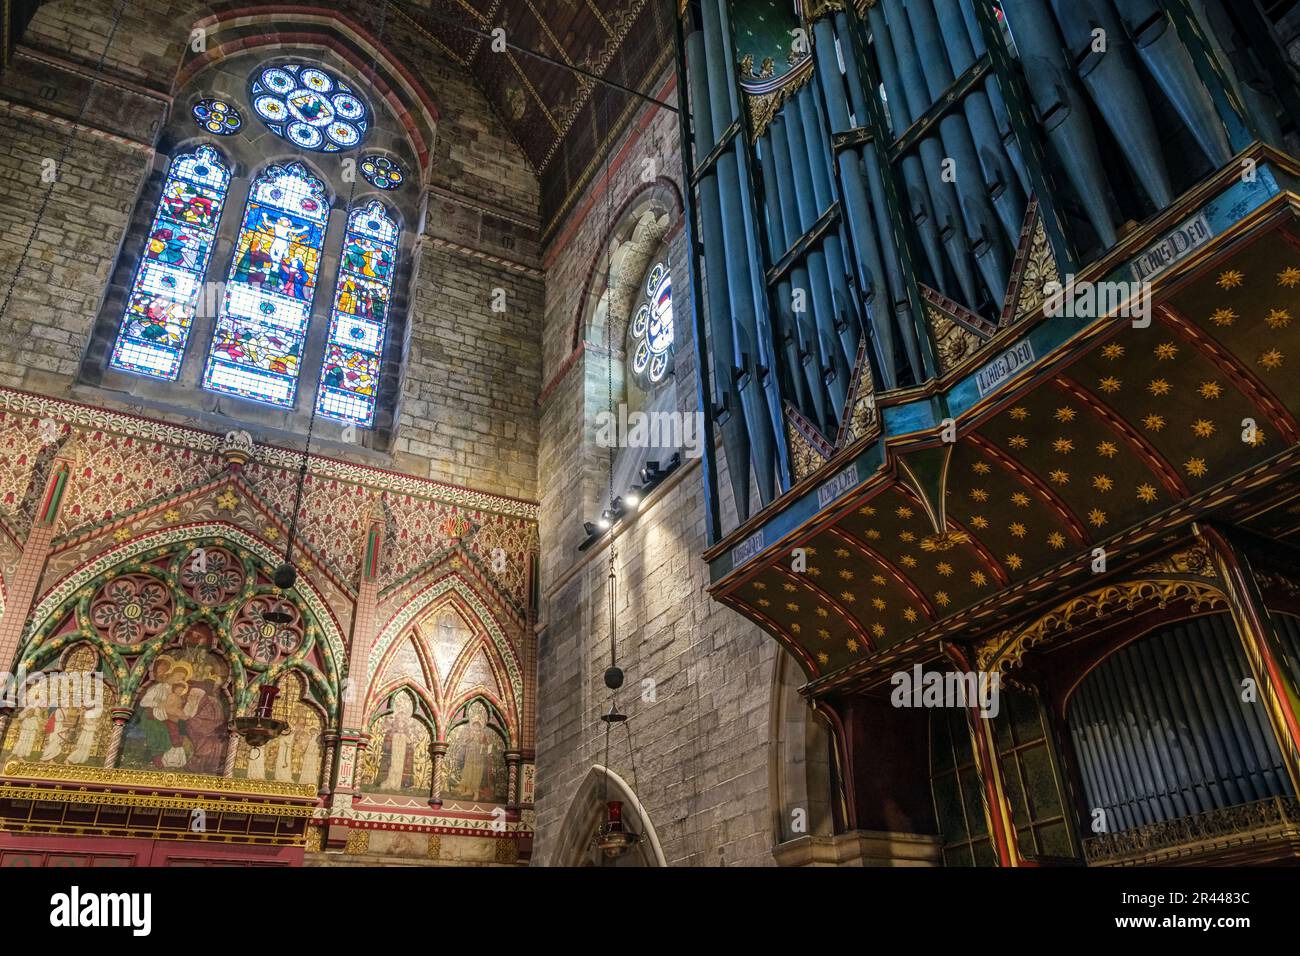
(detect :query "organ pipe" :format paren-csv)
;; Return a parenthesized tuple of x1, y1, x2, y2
(686, 27, 753, 520)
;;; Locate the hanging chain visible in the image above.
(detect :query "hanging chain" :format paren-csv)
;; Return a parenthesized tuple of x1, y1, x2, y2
(284, 0, 392, 568)
(0, 0, 129, 325)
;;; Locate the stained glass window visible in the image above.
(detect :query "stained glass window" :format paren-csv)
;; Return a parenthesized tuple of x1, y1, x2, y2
(316, 200, 398, 426)
(202, 161, 330, 408)
(192, 98, 242, 135)
(109, 145, 231, 380)
(631, 261, 674, 384)
(359, 155, 404, 190)
(250, 63, 369, 153)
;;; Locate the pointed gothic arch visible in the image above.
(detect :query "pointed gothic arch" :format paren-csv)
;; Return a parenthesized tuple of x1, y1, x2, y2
(549, 765, 666, 867)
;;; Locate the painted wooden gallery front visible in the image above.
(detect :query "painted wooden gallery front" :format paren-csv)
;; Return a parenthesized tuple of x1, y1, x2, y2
(677, 0, 1300, 865)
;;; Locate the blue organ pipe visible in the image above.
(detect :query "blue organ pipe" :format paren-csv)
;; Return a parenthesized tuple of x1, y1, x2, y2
(833, 8, 922, 384)
(1050, 0, 1175, 210)
(882, 0, 982, 307)
(931, 0, 1027, 244)
(956, 0, 1031, 196)
(711, 0, 787, 501)
(812, 18, 899, 387)
(756, 132, 813, 415)
(771, 115, 832, 428)
(793, 87, 861, 374)
(1187, 0, 1285, 149)
(1110, 0, 1233, 166)
(700, 0, 776, 507)
(867, 1, 952, 298)
(860, 142, 924, 381)
(903, 0, 1013, 298)
(999, 0, 1120, 248)
(779, 99, 849, 419)
(686, 28, 752, 520)
(779, 97, 849, 418)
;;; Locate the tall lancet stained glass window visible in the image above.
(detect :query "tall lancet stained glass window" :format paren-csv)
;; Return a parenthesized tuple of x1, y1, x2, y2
(316, 200, 397, 426)
(110, 146, 231, 379)
(203, 162, 330, 408)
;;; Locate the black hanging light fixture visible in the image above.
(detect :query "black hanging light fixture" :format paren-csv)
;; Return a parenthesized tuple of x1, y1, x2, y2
(233, 682, 289, 750)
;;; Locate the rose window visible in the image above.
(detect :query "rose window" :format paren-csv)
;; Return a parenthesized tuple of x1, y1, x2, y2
(90, 575, 171, 645)
(179, 547, 244, 606)
(631, 261, 674, 384)
(250, 63, 369, 153)
(232, 596, 303, 664)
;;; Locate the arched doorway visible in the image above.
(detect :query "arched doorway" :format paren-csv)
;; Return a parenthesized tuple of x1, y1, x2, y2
(549, 765, 666, 867)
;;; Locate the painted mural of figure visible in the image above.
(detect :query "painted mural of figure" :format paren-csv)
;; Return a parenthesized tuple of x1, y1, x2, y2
(297, 731, 320, 786)
(246, 743, 268, 779)
(375, 693, 427, 793)
(274, 729, 295, 782)
(122, 652, 227, 775)
(449, 708, 491, 800)
(10, 695, 48, 759)
(65, 709, 102, 765)
(185, 659, 228, 771)
(134, 658, 198, 769)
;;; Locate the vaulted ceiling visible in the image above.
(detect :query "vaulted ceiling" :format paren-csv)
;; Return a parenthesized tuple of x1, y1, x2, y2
(393, 0, 676, 232)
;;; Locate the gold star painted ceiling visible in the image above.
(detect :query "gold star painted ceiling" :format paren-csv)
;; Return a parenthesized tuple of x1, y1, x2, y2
(713, 216, 1300, 686)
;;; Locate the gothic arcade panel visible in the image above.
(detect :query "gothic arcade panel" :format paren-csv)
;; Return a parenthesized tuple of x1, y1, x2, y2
(444, 700, 508, 804)
(2, 644, 112, 767)
(361, 689, 433, 797)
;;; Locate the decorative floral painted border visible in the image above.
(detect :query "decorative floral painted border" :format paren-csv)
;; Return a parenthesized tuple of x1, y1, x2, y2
(369, 572, 524, 718)
(0, 388, 539, 520)
(24, 523, 348, 677)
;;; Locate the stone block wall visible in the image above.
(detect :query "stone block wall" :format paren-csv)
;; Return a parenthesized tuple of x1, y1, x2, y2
(531, 78, 786, 867)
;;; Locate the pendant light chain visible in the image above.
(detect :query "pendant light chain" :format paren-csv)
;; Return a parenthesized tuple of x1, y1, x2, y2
(283, 0, 391, 573)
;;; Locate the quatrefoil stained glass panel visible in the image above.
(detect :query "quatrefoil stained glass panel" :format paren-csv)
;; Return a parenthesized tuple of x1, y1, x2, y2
(250, 63, 369, 153)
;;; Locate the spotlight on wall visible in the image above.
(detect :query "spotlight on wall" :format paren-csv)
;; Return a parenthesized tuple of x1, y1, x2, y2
(623, 488, 642, 510)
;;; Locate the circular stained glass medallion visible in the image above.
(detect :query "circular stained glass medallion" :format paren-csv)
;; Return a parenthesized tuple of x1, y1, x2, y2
(192, 98, 242, 135)
(360, 155, 405, 190)
(631, 261, 674, 383)
(250, 62, 370, 153)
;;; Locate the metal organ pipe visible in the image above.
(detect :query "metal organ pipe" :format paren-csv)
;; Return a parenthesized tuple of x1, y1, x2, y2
(999, 0, 1120, 247)
(794, 86, 862, 377)
(957, 0, 1031, 196)
(811, 15, 899, 388)
(686, 27, 753, 520)
(1187, 0, 1284, 150)
(778, 89, 850, 419)
(833, 6, 924, 384)
(699, 0, 776, 507)
(1050, 0, 1175, 210)
(1110, 0, 1234, 167)
(931, 0, 1028, 246)
(866, 1, 953, 300)
(903, 0, 1012, 300)
(881, 0, 983, 308)
(770, 115, 833, 429)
